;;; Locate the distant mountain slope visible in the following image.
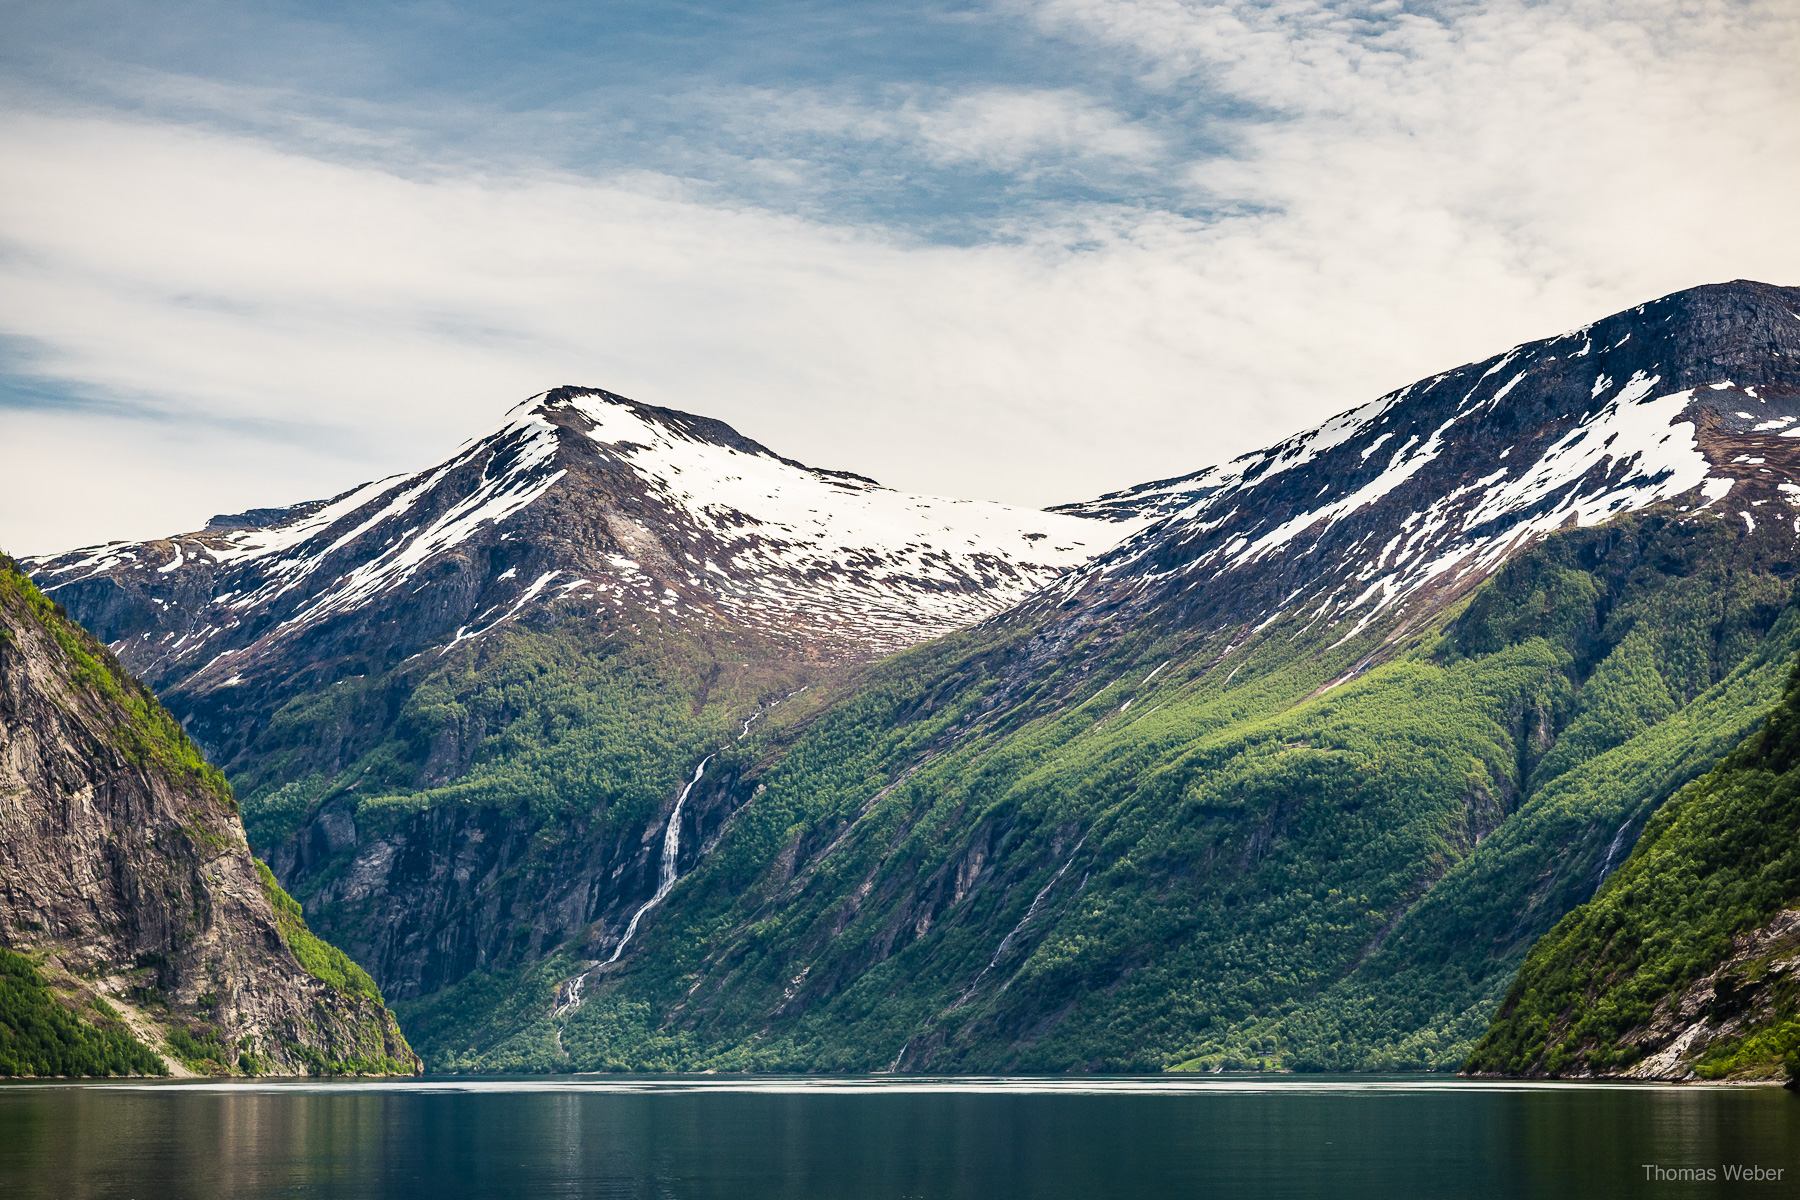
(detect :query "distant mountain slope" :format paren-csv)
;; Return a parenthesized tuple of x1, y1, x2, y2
(0, 555, 414, 1076)
(395, 281, 1800, 1074)
(32, 282, 1800, 1075)
(1466, 656, 1800, 1083)
(29, 386, 1123, 765)
(25, 389, 1136, 1029)
(1045, 280, 1800, 673)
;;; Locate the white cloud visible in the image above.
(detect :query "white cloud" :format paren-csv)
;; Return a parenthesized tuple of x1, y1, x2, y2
(715, 85, 1162, 174)
(2, 0, 1798, 554)
(908, 88, 1163, 169)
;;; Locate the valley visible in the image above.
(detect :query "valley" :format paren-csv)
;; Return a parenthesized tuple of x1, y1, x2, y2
(22, 280, 1800, 1080)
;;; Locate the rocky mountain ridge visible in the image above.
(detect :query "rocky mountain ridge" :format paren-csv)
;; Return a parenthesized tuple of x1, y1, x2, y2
(26, 387, 1130, 771)
(1043, 280, 1800, 676)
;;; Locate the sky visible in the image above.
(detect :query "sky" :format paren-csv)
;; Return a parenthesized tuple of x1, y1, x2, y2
(2, 0, 1798, 555)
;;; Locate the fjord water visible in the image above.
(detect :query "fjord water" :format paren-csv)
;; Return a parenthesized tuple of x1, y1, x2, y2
(3, 1079, 1797, 1199)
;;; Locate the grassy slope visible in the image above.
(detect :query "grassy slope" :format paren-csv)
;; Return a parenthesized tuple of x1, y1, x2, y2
(402, 506, 1800, 1073)
(1466, 656, 1800, 1080)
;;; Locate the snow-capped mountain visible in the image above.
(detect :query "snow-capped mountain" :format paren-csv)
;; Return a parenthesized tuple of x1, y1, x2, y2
(1046, 280, 1800, 667)
(26, 387, 1134, 752)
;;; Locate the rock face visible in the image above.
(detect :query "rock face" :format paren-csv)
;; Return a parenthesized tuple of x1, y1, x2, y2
(266, 756, 752, 1003)
(1609, 908, 1800, 1081)
(0, 556, 415, 1075)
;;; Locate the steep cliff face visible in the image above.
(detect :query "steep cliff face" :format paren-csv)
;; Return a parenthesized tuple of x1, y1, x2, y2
(0, 556, 415, 1076)
(266, 752, 748, 1003)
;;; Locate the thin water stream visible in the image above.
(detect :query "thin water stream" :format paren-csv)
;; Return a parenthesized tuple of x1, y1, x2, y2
(607, 755, 712, 965)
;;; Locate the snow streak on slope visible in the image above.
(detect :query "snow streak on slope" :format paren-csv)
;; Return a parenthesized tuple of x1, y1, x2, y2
(25, 388, 1139, 698)
(547, 390, 1127, 648)
(1046, 282, 1800, 657)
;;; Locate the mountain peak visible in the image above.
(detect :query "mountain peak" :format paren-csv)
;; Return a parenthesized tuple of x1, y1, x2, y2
(531, 384, 881, 486)
(1042, 279, 1800, 678)
(25, 386, 1138, 762)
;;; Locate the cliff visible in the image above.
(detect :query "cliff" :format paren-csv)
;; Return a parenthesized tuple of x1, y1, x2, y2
(0, 555, 416, 1076)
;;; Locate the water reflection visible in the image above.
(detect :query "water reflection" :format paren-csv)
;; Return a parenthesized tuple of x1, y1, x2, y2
(0, 1077, 1793, 1199)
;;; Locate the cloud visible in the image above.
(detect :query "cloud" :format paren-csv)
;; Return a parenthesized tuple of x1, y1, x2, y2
(1023, 0, 1800, 280)
(2, 0, 1798, 554)
(753, 86, 1162, 171)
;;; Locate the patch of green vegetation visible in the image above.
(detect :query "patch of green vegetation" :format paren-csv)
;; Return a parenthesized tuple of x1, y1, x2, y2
(165, 1022, 233, 1074)
(285, 1043, 417, 1077)
(237, 615, 810, 851)
(0, 554, 233, 807)
(235, 604, 834, 1021)
(0, 949, 165, 1078)
(254, 859, 385, 1003)
(1467, 651, 1800, 1079)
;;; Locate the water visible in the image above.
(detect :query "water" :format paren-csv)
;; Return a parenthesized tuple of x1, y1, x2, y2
(1, 1076, 1795, 1199)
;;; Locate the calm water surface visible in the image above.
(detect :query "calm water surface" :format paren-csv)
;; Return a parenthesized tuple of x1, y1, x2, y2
(1, 1075, 1795, 1199)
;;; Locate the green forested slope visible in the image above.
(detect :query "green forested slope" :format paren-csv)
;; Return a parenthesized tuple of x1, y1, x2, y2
(238, 602, 846, 1010)
(1466, 653, 1800, 1081)
(241, 616, 802, 851)
(405, 506, 1800, 1073)
(0, 950, 165, 1077)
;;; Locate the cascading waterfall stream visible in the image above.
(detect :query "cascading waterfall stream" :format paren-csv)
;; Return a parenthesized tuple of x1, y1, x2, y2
(606, 755, 713, 965)
(888, 832, 1090, 1071)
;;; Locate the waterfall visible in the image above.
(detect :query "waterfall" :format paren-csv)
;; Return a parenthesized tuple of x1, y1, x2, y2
(947, 832, 1087, 1011)
(606, 755, 713, 965)
(1593, 814, 1636, 888)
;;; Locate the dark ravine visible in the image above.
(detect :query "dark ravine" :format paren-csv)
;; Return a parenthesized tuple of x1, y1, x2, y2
(0, 555, 416, 1076)
(267, 749, 752, 1003)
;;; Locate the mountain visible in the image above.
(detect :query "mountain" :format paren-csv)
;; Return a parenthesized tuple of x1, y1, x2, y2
(0, 555, 414, 1076)
(23, 389, 1135, 1041)
(1466, 657, 1800, 1083)
(31, 281, 1800, 1074)
(376, 280, 1800, 1074)
(30, 386, 1124, 765)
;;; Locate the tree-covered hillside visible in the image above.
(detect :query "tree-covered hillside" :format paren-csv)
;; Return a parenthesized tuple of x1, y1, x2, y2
(1466, 652, 1800, 1081)
(405, 505, 1800, 1073)
(0, 949, 165, 1078)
